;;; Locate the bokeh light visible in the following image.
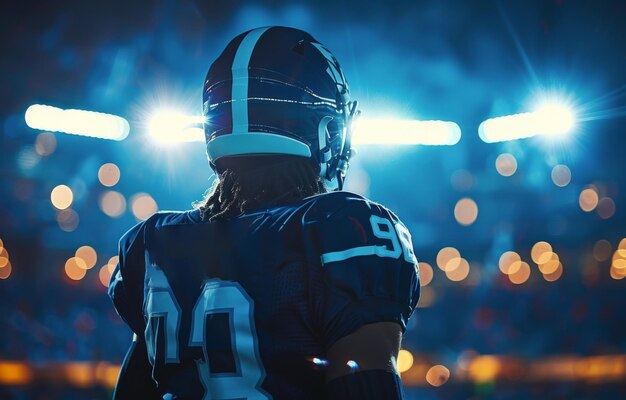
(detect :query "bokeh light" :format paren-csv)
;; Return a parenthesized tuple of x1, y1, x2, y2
(551, 164, 572, 187)
(99, 191, 126, 218)
(131, 193, 158, 221)
(608, 262, 626, 280)
(426, 365, 450, 387)
(0, 248, 9, 268)
(499, 251, 521, 275)
(579, 187, 599, 212)
(537, 252, 560, 275)
(75, 246, 97, 270)
(65, 257, 87, 281)
(613, 258, 626, 270)
(618, 239, 626, 258)
(98, 163, 121, 187)
(99, 264, 112, 287)
(543, 262, 563, 282)
(508, 261, 531, 284)
(50, 185, 73, 210)
(531, 241, 553, 264)
(397, 349, 414, 373)
(108, 256, 119, 272)
(495, 153, 517, 177)
(436, 247, 461, 271)
(0, 261, 11, 279)
(35, 132, 57, 156)
(0, 240, 12, 280)
(454, 198, 478, 226)
(95, 362, 119, 389)
(57, 209, 80, 232)
(597, 197, 616, 219)
(446, 258, 470, 281)
(593, 240, 612, 262)
(418, 262, 434, 286)
(609, 252, 626, 280)
(468, 355, 500, 383)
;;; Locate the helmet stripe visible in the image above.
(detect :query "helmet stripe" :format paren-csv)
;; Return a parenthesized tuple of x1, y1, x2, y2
(230, 27, 271, 134)
(310, 42, 345, 86)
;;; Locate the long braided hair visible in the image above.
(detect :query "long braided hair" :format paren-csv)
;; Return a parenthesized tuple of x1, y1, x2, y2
(195, 155, 326, 220)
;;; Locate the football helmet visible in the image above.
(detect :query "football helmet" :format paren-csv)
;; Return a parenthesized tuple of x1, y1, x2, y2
(203, 26, 359, 190)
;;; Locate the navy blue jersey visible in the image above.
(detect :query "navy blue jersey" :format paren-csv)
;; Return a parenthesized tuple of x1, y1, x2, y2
(109, 191, 420, 399)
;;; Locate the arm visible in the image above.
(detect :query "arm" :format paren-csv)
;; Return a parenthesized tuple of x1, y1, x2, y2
(113, 335, 162, 400)
(324, 322, 405, 399)
(108, 220, 159, 398)
(303, 194, 420, 399)
(108, 220, 150, 336)
(113, 335, 161, 400)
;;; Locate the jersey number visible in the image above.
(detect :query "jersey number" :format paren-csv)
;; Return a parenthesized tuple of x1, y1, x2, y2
(370, 215, 417, 264)
(320, 215, 418, 265)
(145, 278, 270, 399)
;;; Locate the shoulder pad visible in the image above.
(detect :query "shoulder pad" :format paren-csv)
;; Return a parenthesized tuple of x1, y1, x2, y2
(302, 191, 393, 225)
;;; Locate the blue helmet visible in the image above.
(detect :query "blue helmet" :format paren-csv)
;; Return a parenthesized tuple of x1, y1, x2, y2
(203, 26, 359, 190)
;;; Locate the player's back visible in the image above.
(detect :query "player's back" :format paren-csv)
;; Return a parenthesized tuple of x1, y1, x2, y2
(142, 195, 325, 399)
(109, 191, 420, 399)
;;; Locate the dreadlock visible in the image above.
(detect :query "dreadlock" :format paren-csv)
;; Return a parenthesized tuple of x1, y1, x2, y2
(195, 155, 327, 221)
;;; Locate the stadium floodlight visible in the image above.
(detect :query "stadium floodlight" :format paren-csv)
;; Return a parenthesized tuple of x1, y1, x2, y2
(25, 104, 129, 141)
(352, 118, 461, 145)
(144, 113, 462, 146)
(147, 111, 205, 143)
(478, 103, 575, 143)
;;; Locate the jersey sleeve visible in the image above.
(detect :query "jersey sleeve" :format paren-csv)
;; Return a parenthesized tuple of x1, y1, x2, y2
(113, 335, 161, 400)
(108, 219, 149, 336)
(304, 194, 421, 350)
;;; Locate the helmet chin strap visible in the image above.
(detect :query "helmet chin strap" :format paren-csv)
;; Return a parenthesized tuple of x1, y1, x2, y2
(317, 116, 334, 185)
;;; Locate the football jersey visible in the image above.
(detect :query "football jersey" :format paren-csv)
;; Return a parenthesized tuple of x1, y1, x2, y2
(109, 191, 420, 399)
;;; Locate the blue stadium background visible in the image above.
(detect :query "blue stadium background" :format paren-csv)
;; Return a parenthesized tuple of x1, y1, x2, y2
(1, 0, 626, 398)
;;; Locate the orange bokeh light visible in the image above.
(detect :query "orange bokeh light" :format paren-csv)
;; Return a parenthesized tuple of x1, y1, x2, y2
(499, 251, 521, 275)
(418, 262, 434, 286)
(65, 257, 87, 281)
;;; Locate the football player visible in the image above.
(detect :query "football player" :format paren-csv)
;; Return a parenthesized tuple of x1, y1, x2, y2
(109, 26, 420, 399)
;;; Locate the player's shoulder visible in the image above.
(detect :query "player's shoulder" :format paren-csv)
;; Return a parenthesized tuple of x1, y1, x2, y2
(301, 191, 400, 225)
(150, 209, 203, 229)
(118, 210, 202, 249)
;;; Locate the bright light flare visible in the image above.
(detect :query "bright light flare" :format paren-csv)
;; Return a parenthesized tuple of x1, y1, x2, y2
(147, 110, 461, 146)
(25, 104, 129, 141)
(147, 111, 205, 143)
(145, 113, 461, 146)
(535, 104, 575, 134)
(352, 118, 461, 145)
(479, 103, 575, 143)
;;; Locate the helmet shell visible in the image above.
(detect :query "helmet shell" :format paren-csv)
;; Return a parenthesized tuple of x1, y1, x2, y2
(203, 26, 354, 187)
